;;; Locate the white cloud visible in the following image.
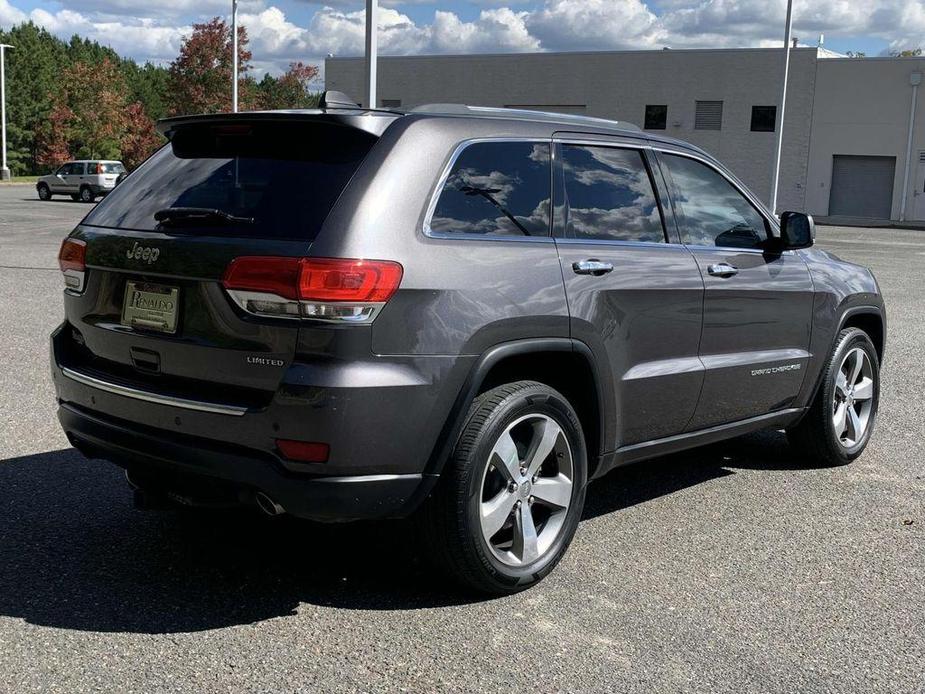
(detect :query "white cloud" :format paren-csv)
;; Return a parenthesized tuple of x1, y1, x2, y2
(527, 0, 662, 51)
(0, 0, 26, 26)
(26, 8, 188, 62)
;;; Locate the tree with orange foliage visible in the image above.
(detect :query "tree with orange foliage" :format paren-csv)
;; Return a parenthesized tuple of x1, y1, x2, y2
(36, 58, 127, 165)
(35, 57, 162, 170)
(168, 17, 255, 115)
(121, 103, 163, 169)
(36, 102, 74, 168)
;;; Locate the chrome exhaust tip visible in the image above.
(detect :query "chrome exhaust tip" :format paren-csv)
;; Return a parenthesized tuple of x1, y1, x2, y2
(255, 491, 285, 517)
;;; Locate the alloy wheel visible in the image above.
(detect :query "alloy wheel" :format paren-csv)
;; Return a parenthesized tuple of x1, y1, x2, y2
(478, 414, 574, 567)
(832, 347, 875, 448)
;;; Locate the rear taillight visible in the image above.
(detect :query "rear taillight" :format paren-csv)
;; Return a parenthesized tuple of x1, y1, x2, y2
(222, 257, 403, 323)
(58, 238, 87, 292)
(96, 163, 104, 174)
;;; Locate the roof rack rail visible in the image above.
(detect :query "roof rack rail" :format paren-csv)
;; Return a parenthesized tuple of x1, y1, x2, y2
(409, 103, 642, 132)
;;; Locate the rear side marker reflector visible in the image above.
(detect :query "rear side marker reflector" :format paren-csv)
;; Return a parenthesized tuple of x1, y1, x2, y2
(276, 439, 330, 463)
(58, 238, 87, 293)
(222, 257, 403, 323)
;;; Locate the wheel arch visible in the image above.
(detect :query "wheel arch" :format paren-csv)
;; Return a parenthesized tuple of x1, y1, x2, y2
(423, 338, 611, 481)
(796, 305, 885, 425)
(838, 307, 885, 363)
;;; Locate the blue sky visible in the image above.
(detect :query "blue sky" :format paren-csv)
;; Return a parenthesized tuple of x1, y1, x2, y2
(1, 0, 918, 76)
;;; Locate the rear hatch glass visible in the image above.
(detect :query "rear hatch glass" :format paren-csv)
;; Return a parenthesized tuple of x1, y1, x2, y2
(83, 121, 376, 240)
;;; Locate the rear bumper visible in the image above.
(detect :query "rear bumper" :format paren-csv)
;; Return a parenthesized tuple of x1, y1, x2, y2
(58, 402, 435, 522)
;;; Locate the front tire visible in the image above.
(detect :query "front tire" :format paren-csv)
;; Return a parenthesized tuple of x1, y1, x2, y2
(421, 381, 587, 595)
(37, 184, 51, 201)
(787, 328, 880, 466)
(79, 186, 95, 203)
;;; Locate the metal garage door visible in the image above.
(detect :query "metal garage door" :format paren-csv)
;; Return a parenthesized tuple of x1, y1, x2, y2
(830, 155, 896, 218)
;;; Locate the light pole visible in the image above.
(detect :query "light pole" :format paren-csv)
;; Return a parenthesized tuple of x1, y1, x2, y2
(0, 43, 12, 181)
(231, 0, 239, 113)
(768, 0, 793, 214)
(365, 0, 378, 108)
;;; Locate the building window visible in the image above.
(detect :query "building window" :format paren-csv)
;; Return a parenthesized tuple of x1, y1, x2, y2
(750, 105, 777, 132)
(381, 98, 402, 108)
(694, 100, 723, 130)
(644, 105, 667, 130)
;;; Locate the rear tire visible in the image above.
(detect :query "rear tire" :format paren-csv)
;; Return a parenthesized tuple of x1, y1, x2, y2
(79, 186, 95, 203)
(420, 381, 587, 595)
(37, 183, 51, 201)
(787, 328, 880, 466)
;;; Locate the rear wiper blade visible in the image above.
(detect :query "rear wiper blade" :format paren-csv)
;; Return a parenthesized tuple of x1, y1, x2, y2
(154, 207, 255, 225)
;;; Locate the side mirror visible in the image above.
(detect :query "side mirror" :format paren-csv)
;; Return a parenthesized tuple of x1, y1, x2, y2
(779, 211, 815, 250)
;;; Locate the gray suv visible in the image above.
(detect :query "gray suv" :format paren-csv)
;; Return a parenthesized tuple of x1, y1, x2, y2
(50, 94, 885, 594)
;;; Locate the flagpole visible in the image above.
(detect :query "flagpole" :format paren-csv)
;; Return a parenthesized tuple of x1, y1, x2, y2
(769, 0, 793, 214)
(232, 0, 239, 112)
(365, 0, 378, 108)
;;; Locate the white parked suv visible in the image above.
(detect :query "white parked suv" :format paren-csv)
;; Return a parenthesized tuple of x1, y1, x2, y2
(36, 160, 127, 203)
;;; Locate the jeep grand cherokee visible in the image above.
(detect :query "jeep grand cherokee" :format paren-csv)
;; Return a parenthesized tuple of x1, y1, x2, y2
(50, 93, 885, 594)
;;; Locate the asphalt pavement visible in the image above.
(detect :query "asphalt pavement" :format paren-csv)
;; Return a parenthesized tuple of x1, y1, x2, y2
(0, 184, 922, 693)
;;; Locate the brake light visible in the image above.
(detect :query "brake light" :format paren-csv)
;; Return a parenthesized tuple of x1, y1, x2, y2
(58, 238, 87, 292)
(223, 257, 302, 300)
(299, 258, 403, 303)
(96, 163, 104, 174)
(222, 257, 403, 323)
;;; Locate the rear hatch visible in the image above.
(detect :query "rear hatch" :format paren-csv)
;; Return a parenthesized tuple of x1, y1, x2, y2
(57, 113, 392, 410)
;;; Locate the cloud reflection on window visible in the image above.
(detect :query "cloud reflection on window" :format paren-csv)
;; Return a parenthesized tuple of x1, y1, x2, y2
(429, 142, 551, 237)
(561, 145, 665, 243)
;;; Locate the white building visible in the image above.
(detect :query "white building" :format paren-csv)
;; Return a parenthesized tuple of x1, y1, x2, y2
(326, 48, 925, 222)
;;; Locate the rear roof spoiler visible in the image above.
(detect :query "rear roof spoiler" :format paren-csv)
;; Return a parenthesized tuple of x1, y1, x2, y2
(157, 107, 400, 140)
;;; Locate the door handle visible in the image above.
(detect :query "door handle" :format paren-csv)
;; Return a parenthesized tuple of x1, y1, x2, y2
(572, 259, 614, 276)
(707, 263, 739, 278)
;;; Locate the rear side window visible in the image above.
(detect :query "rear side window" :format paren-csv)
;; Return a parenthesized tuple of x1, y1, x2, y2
(428, 141, 550, 237)
(99, 162, 126, 174)
(661, 153, 769, 249)
(559, 144, 666, 243)
(83, 122, 376, 241)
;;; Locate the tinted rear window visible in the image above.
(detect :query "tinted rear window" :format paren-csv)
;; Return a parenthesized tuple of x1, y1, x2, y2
(428, 141, 551, 237)
(99, 162, 126, 174)
(83, 122, 376, 240)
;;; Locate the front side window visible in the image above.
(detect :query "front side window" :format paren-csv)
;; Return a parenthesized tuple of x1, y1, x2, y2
(559, 145, 665, 243)
(661, 153, 768, 249)
(429, 141, 550, 237)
